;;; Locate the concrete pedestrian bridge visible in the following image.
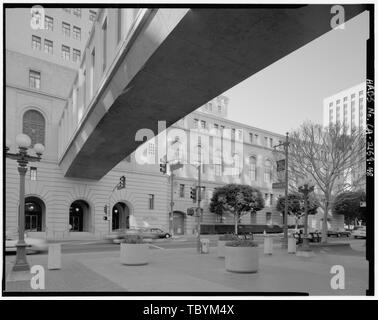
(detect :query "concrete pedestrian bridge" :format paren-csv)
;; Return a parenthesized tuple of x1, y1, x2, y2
(58, 6, 367, 180)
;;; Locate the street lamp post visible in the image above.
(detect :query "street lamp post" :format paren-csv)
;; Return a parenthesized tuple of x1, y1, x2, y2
(5, 134, 44, 272)
(298, 178, 315, 251)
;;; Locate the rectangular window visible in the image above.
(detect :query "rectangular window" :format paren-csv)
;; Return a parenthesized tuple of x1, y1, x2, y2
(32, 35, 41, 50)
(117, 9, 122, 43)
(148, 194, 154, 210)
(269, 138, 273, 148)
(29, 70, 41, 89)
(44, 39, 53, 54)
(30, 167, 37, 181)
(45, 15, 53, 31)
(254, 134, 258, 144)
(343, 96, 348, 102)
(73, 8, 81, 17)
(89, 10, 97, 21)
(90, 49, 95, 98)
(200, 120, 206, 129)
(218, 105, 222, 113)
(194, 118, 199, 128)
(61, 45, 70, 60)
(214, 164, 221, 176)
(62, 22, 70, 37)
(266, 212, 272, 225)
(237, 130, 242, 140)
(73, 26, 81, 40)
(179, 184, 185, 198)
(102, 19, 107, 72)
(264, 137, 268, 146)
(270, 194, 273, 206)
(249, 133, 253, 143)
(73, 49, 81, 62)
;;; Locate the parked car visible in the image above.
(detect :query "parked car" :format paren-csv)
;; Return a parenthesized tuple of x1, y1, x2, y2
(105, 227, 171, 243)
(5, 232, 48, 254)
(140, 228, 172, 239)
(351, 226, 366, 239)
(338, 230, 351, 237)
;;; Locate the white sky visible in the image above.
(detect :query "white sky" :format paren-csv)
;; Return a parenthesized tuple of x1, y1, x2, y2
(224, 11, 369, 134)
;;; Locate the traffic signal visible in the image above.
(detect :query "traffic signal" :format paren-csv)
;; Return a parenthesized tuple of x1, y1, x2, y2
(190, 187, 197, 201)
(103, 205, 108, 214)
(117, 175, 126, 189)
(160, 163, 167, 174)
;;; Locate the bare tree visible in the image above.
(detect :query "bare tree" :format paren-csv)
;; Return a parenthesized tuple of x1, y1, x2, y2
(275, 122, 365, 243)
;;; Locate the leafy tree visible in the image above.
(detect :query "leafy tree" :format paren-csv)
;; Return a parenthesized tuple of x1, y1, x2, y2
(276, 193, 319, 229)
(209, 184, 264, 234)
(332, 190, 366, 226)
(284, 122, 365, 242)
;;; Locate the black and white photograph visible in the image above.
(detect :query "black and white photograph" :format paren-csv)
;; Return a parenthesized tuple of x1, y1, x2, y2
(1, 1, 375, 302)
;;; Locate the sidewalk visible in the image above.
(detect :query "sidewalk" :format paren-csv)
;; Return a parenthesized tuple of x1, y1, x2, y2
(4, 243, 368, 295)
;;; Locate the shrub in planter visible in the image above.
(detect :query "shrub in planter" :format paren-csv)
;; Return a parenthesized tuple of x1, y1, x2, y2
(225, 240, 259, 273)
(120, 234, 149, 266)
(217, 234, 239, 258)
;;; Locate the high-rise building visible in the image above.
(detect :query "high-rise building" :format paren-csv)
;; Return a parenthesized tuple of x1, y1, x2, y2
(323, 82, 366, 132)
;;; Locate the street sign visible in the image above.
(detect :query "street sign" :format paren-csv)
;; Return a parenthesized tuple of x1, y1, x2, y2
(272, 182, 285, 189)
(276, 159, 285, 172)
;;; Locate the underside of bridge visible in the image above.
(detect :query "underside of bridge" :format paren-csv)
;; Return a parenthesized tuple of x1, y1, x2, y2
(61, 5, 367, 180)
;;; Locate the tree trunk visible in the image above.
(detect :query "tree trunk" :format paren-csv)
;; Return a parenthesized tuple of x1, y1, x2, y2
(321, 201, 329, 243)
(234, 214, 238, 235)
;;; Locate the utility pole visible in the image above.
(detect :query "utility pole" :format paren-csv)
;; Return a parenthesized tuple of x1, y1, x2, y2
(169, 171, 174, 236)
(273, 132, 290, 249)
(283, 132, 289, 249)
(196, 143, 202, 254)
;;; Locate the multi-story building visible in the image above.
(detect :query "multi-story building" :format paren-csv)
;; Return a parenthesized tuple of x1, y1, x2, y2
(323, 82, 366, 132)
(6, 8, 98, 69)
(5, 7, 288, 239)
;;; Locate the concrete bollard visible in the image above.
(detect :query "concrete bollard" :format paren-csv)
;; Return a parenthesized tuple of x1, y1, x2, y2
(200, 238, 210, 254)
(48, 243, 61, 270)
(288, 237, 297, 254)
(263, 236, 273, 255)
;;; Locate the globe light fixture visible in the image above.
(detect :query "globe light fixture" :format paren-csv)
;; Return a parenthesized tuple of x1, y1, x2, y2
(15, 133, 32, 148)
(33, 143, 45, 156)
(5, 133, 44, 272)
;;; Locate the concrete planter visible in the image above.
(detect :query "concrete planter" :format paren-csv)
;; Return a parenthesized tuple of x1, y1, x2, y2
(217, 240, 228, 258)
(225, 245, 259, 273)
(120, 243, 149, 266)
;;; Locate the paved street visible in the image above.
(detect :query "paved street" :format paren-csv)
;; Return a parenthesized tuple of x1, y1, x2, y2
(4, 237, 367, 295)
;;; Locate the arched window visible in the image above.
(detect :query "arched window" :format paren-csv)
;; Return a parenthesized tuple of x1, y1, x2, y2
(22, 110, 45, 146)
(249, 156, 257, 181)
(264, 159, 272, 183)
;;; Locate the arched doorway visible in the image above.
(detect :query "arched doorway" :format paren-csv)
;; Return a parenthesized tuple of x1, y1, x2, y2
(25, 196, 45, 231)
(69, 200, 91, 232)
(112, 202, 130, 230)
(173, 211, 185, 235)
